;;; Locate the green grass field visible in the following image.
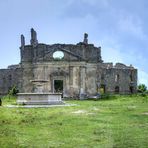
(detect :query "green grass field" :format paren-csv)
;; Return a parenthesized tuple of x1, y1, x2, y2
(0, 95, 148, 148)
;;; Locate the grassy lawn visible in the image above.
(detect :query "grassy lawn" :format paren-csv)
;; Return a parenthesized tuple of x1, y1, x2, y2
(0, 95, 148, 148)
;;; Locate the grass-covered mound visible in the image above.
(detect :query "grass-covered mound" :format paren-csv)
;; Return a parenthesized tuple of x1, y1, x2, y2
(0, 95, 148, 148)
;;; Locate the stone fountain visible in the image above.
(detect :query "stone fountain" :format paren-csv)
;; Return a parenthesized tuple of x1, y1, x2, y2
(17, 79, 63, 105)
(31, 79, 49, 93)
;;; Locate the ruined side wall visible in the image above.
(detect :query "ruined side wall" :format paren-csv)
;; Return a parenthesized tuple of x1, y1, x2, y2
(0, 67, 22, 96)
(97, 64, 137, 94)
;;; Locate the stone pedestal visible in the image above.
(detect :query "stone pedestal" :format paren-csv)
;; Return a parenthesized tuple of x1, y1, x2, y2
(17, 93, 63, 105)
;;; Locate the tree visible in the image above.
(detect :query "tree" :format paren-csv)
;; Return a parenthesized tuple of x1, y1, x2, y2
(137, 84, 147, 93)
(8, 86, 19, 96)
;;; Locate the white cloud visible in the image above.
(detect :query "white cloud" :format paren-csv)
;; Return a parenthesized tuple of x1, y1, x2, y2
(138, 69, 148, 87)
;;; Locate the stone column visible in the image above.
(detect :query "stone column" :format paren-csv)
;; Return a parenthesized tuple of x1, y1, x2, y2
(30, 28, 38, 47)
(69, 66, 73, 85)
(83, 33, 88, 44)
(21, 34, 25, 49)
(20, 34, 25, 62)
(79, 66, 86, 99)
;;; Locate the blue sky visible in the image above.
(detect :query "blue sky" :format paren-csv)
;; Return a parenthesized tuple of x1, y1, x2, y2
(0, 0, 148, 86)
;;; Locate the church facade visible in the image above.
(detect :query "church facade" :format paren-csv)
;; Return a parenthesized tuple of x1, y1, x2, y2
(0, 29, 137, 98)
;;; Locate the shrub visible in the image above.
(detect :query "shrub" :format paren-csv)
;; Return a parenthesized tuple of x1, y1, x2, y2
(8, 86, 19, 96)
(137, 84, 147, 93)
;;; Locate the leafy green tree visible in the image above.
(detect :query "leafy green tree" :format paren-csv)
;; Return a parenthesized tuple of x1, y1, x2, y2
(8, 86, 19, 96)
(137, 84, 147, 93)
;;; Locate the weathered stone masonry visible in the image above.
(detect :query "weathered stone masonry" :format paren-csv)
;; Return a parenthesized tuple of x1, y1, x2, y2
(0, 28, 137, 97)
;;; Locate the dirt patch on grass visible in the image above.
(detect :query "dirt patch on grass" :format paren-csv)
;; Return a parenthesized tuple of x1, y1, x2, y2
(127, 106, 136, 109)
(93, 107, 100, 111)
(72, 110, 95, 115)
(72, 110, 87, 114)
(141, 112, 148, 115)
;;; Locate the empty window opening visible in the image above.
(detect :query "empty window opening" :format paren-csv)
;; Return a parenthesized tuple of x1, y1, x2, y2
(130, 74, 133, 81)
(100, 84, 106, 94)
(115, 74, 119, 82)
(53, 51, 64, 60)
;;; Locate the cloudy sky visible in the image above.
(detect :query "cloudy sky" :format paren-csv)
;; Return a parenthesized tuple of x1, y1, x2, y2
(0, 0, 148, 86)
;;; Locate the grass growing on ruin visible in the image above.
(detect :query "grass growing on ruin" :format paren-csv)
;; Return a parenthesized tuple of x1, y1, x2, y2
(0, 95, 148, 148)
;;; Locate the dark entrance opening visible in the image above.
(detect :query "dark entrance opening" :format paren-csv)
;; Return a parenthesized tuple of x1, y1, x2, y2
(115, 86, 119, 93)
(100, 84, 106, 94)
(54, 80, 63, 93)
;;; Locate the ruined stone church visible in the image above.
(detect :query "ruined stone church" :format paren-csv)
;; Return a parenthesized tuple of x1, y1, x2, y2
(0, 28, 137, 98)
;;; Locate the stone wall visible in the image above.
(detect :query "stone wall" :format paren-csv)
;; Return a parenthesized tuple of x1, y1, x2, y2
(21, 61, 98, 98)
(0, 65, 22, 96)
(20, 43, 102, 63)
(97, 63, 137, 94)
(0, 28, 138, 97)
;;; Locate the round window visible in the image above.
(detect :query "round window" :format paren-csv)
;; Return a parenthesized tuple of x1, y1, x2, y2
(53, 51, 64, 59)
